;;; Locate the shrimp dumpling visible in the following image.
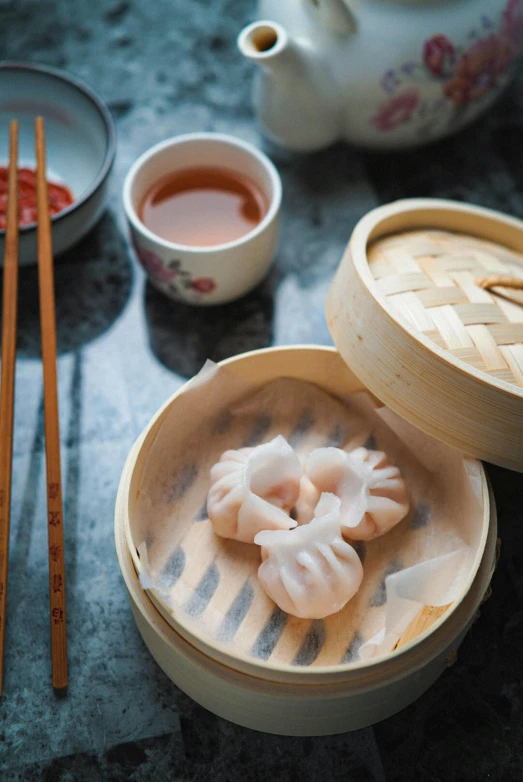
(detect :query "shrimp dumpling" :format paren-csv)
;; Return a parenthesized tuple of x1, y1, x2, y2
(306, 446, 409, 541)
(207, 435, 302, 543)
(254, 493, 363, 619)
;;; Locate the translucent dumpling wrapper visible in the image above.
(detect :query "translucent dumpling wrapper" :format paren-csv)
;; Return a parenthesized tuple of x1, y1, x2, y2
(306, 446, 409, 541)
(207, 434, 302, 543)
(254, 493, 364, 619)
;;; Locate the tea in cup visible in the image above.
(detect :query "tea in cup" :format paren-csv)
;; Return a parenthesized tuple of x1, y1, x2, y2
(123, 132, 282, 305)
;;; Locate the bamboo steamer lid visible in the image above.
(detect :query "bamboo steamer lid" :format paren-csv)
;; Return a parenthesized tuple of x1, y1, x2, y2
(327, 198, 523, 472)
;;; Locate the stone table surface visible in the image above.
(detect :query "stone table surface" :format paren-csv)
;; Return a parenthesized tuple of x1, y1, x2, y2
(1, 1, 523, 780)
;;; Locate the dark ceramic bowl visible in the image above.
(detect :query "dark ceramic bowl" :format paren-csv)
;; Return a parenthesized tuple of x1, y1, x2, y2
(0, 61, 116, 264)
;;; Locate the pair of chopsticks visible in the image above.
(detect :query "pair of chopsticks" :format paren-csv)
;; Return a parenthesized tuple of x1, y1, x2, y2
(0, 119, 68, 695)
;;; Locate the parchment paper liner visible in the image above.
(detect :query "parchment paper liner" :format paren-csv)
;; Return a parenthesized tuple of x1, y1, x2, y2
(131, 361, 486, 671)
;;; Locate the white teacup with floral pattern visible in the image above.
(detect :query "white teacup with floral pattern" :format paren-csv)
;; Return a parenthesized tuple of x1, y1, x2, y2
(123, 132, 282, 305)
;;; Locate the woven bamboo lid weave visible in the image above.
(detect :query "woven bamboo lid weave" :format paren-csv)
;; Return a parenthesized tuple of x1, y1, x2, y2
(327, 198, 523, 472)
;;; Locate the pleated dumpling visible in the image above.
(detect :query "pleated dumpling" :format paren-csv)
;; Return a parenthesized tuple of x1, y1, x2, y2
(306, 446, 409, 541)
(207, 435, 302, 543)
(254, 493, 363, 619)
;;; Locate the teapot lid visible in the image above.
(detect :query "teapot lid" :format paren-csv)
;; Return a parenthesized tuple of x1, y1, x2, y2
(326, 198, 523, 472)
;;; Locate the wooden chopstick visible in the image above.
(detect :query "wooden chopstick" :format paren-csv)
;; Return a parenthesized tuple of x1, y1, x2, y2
(0, 121, 20, 697)
(35, 116, 68, 691)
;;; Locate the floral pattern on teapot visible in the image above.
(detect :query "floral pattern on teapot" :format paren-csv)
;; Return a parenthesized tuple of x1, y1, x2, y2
(372, 0, 523, 136)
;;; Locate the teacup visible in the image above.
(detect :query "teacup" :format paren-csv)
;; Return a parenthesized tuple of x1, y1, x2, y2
(123, 132, 282, 306)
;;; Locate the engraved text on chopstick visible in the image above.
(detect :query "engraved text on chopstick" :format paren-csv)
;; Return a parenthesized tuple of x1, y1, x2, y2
(49, 544, 61, 562)
(52, 607, 64, 625)
(53, 574, 63, 594)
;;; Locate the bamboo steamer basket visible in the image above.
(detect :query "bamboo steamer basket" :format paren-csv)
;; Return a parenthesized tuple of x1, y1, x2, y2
(327, 198, 523, 472)
(115, 345, 496, 733)
(115, 474, 497, 735)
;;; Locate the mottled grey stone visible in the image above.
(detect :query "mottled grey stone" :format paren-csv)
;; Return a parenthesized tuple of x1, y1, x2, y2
(1, 0, 523, 780)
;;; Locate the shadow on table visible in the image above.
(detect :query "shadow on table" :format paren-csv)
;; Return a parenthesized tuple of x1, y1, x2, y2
(270, 139, 367, 205)
(361, 78, 523, 211)
(89, 692, 385, 781)
(12, 211, 133, 358)
(143, 268, 278, 378)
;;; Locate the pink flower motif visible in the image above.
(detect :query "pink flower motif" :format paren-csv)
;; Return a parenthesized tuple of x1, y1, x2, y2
(370, 88, 420, 132)
(501, 0, 523, 50)
(423, 34, 455, 77)
(134, 243, 178, 284)
(191, 277, 217, 294)
(443, 34, 511, 105)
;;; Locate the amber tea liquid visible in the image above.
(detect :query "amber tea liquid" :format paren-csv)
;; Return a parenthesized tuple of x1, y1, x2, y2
(139, 166, 269, 247)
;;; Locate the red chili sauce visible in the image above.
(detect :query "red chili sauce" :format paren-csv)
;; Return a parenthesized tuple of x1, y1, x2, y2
(0, 167, 74, 229)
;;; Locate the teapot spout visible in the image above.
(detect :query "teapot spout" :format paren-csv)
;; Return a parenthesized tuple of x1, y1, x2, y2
(237, 21, 342, 152)
(237, 20, 290, 66)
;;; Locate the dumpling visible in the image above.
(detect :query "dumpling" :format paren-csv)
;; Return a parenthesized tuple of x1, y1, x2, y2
(305, 446, 409, 541)
(207, 435, 302, 543)
(254, 493, 363, 618)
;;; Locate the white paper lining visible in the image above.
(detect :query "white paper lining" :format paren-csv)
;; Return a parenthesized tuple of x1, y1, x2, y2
(131, 360, 485, 668)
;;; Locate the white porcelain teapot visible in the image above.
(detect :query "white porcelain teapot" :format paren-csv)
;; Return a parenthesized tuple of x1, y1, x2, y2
(238, 0, 523, 151)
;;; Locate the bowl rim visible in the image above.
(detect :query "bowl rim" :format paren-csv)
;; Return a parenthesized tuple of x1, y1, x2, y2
(122, 131, 282, 253)
(0, 60, 116, 234)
